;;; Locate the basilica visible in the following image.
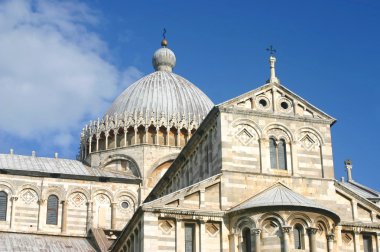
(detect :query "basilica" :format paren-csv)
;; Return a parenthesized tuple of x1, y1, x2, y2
(0, 37, 379, 252)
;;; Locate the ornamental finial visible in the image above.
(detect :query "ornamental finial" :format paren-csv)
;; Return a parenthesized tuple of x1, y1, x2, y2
(161, 28, 168, 47)
(266, 45, 280, 84)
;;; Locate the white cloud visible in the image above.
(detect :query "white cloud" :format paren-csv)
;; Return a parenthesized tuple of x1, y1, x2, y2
(0, 0, 141, 153)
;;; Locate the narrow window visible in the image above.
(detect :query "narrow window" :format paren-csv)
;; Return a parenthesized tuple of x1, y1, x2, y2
(269, 138, 278, 169)
(293, 225, 303, 249)
(243, 228, 252, 252)
(0, 191, 8, 221)
(46, 195, 59, 225)
(278, 139, 287, 170)
(269, 138, 287, 170)
(363, 235, 373, 252)
(185, 223, 195, 252)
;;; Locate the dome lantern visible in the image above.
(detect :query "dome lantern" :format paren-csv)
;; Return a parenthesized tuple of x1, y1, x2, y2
(152, 38, 176, 72)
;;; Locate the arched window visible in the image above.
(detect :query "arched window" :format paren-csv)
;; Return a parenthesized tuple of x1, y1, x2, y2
(243, 228, 252, 252)
(46, 195, 59, 225)
(0, 191, 8, 221)
(293, 224, 303, 249)
(269, 138, 287, 170)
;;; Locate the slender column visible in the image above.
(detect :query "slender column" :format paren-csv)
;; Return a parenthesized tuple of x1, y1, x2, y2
(176, 220, 184, 252)
(228, 233, 239, 252)
(88, 138, 92, 153)
(353, 231, 360, 252)
(105, 132, 109, 150)
(96, 134, 99, 151)
(134, 126, 138, 145)
(307, 228, 318, 252)
(290, 141, 298, 176)
(10, 196, 18, 229)
(86, 201, 93, 231)
(155, 126, 159, 145)
(252, 229, 261, 252)
(84, 143, 87, 158)
(282, 226, 291, 252)
(327, 234, 334, 252)
(259, 138, 269, 173)
(376, 232, 380, 252)
(37, 199, 46, 231)
(114, 131, 118, 148)
(61, 200, 68, 233)
(199, 221, 206, 252)
(111, 202, 117, 229)
(124, 127, 127, 147)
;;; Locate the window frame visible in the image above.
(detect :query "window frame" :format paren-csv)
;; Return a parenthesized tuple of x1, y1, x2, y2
(185, 223, 196, 252)
(0, 191, 8, 221)
(269, 137, 287, 170)
(46, 194, 59, 225)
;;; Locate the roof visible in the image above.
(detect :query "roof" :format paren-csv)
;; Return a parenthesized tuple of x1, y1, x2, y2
(104, 70, 214, 121)
(0, 154, 138, 182)
(228, 183, 339, 221)
(341, 180, 380, 201)
(0, 232, 97, 252)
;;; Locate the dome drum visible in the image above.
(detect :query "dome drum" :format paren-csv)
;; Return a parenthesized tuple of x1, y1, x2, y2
(79, 40, 214, 161)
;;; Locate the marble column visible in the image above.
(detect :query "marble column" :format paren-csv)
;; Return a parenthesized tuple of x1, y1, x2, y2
(251, 228, 261, 252)
(199, 221, 206, 252)
(114, 131, 118, 148)
(327, 234, 334, 252)
(86, 201, 93, 231)
(105, 132, 109, 150)
(375, 232, 380, 252)
(37, 199, 46, 231)
(96, 135, 99, 151)
(88, 138, 92, 153)
(10, 196, 18, 230)
(228, 233, 239, 252)
(282, 226, 291, 252)
(124, 127, 128, 147)
(134, 126, 138, 145)
(353, 231, 361, 252)
(61, 200, 68, 233)
(307, 228, 318, 252)
(111, 202, 117, 229)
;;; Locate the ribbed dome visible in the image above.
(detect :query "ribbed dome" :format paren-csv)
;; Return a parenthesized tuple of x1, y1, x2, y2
(105, 71, 213, 120)
(104, 40, 214, 121)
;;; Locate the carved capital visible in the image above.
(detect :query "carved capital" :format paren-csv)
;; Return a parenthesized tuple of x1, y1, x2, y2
(251, 228, 261, 235)
(326, 234, 335, 241)
(10, 196, 18, 201)
(38, 199, 46, 205)
(307, 227, 318, 235)
(282, 226, 292, 234)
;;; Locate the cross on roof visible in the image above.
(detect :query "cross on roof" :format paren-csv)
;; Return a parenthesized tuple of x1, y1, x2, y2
(266, 45, 276, 55)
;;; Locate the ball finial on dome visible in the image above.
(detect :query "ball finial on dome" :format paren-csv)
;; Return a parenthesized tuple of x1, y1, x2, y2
(152, 38, 176, 72)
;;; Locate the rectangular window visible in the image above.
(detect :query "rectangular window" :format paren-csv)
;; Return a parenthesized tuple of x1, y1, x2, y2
(363, 235, 372, 252)
(185, 223, 195, 252)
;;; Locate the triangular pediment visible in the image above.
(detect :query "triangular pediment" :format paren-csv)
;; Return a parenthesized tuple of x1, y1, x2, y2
(218, 83, 336, 125)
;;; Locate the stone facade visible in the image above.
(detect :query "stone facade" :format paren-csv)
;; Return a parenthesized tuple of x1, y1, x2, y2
(112, 57, 380, 252)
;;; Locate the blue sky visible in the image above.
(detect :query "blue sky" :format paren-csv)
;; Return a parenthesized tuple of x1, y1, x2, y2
(0, 0, 379, 190)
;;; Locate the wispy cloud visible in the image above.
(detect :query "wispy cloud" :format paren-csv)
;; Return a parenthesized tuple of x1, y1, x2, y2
(0, 0, 142, 157)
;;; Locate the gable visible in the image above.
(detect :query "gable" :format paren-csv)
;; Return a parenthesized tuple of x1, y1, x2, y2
(218, 83, 336, 125)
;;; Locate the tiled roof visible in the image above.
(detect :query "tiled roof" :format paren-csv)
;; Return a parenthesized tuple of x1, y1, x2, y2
(0, 154, 137, 181)
(0, 232, 96, 252)
(229, 183, 338, 220)
(341, 180, 380, 201)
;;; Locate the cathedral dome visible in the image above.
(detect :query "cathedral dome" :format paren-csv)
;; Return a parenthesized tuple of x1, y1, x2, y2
(104, 40, 213, 120)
